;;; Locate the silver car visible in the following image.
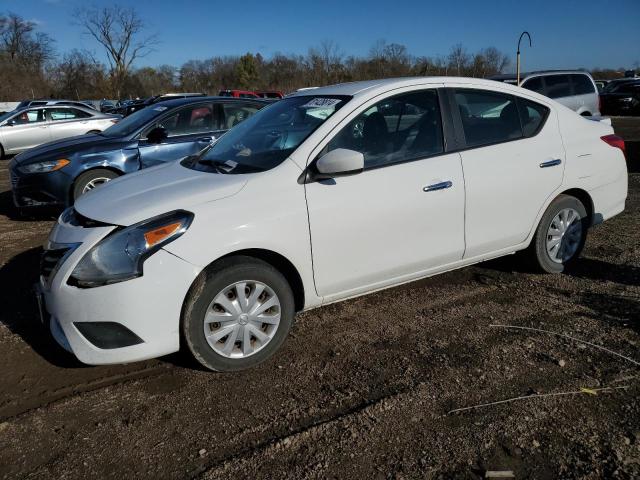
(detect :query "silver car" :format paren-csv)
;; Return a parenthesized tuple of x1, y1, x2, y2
(0, 105, 120, 157)
(491, 70, 600, 116)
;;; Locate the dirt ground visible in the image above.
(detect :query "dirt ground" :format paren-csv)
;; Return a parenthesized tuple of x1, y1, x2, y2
(0, 119, 639, 480)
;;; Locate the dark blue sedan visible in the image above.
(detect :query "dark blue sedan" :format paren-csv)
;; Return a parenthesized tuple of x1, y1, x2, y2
(10, 96, 268, 207)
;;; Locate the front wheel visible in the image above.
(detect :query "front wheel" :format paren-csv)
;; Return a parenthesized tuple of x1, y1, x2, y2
(182, 256, 295, 371)
(73, 168, 119, 201)
(526, 194, 588, 273)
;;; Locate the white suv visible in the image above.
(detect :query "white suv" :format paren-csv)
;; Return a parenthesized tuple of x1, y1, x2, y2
(491, 71, 600, 116)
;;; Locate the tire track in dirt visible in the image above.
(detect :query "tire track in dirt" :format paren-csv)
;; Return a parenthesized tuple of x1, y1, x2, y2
(0, 364, 171, 420)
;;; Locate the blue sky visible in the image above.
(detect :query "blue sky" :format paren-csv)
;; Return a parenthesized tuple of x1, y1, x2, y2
(4, 0, 639, 72)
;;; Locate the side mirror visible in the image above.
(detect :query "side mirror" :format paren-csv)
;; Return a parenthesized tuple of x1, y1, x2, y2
(6, 119, 16, 127)
(146, 126, 168, 144)
(312, 148, 364, 181)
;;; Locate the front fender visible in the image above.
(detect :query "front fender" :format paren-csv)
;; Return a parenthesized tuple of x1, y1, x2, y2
(75, 147, 141, 175)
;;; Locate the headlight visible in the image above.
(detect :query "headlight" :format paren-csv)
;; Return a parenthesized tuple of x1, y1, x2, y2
(19, 158, 70, 174)
(69, 210, 193, 288)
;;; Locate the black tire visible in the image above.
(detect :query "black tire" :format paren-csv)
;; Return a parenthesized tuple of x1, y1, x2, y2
(525, 194, 588, 273)
(182, 256, 295, 372)
(72, 168, 119, 202)
(0, 143, 4, 159)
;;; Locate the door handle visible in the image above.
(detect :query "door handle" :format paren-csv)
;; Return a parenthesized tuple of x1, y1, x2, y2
(539, 159, 562, 168)
(197, 136, 213, 142)
(423, 181, 452, 192)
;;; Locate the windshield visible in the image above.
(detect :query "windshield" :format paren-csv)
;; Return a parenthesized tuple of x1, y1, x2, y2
(100, 104, 169, 138)
(0, 110, 15, 124)
(186, 95, 349, 174)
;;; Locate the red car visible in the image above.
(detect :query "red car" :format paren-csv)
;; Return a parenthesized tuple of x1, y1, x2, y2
(218, 89, 260, 99)
(255, 90, 284, 99)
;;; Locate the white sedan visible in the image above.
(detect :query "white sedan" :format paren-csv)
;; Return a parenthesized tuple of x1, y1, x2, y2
(39, 77, 628, 370)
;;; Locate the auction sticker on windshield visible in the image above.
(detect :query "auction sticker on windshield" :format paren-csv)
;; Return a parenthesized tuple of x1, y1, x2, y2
(301, 98, 342, 108)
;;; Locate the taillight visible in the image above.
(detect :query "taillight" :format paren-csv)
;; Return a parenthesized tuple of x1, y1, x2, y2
(601, 134, 626, 159)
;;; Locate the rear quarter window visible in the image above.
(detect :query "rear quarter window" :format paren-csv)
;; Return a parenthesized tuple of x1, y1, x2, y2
(517, 98, 549, 137)
(570, 74, 595, 95)
(522, 76, 545, 94)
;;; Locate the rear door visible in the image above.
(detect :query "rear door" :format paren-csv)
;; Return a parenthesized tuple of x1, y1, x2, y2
(450, 87, 565, 258)
(47, 107, 94, 141)
(1, 108, 49, 152)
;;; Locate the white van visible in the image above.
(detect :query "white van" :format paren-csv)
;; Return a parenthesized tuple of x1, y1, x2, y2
(491, 70, 600, 116)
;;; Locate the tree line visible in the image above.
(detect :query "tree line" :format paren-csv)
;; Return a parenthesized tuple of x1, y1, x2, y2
(0, 7, 634, 102)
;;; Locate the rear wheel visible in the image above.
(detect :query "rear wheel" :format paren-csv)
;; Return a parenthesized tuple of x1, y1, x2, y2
(72, 168, 119, 201)
(182, 256, 295, 371)
(525, 194, 588, 273)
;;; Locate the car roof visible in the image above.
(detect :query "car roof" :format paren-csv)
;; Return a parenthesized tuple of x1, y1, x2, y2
(490, 70, 594, 81)
(155, 96, 271, 107)
(288, 76, 530, 98)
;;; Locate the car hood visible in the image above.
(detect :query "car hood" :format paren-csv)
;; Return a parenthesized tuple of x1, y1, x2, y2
(13, 134, 133, 164)
(74, 160, 248, 226)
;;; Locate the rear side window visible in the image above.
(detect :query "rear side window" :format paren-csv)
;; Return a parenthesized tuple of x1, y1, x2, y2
(49, 108, 91, 120)
(544, 75, 571, 99)
(570, 74, 595, 95)
(522, 76, 545, 94)
(454, 89, 522, 147)
(517, 98, 549, 137)
(220, 103, 261, 130)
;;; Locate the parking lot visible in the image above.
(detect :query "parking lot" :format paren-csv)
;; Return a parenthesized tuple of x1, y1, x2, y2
(0, 118, 638, 479)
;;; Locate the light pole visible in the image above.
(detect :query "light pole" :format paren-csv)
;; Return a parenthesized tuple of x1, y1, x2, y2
(516, 31, 532, 86)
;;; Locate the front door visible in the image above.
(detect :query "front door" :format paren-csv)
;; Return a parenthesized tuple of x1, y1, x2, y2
(138, 103, 223, 168)
(2, 108, 48, 152)
(305, 88, 466, 298)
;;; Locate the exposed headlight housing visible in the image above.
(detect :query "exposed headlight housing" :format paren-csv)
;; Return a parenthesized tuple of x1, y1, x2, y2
(69, 210, 193, 288)
(19, 158, 70, 174)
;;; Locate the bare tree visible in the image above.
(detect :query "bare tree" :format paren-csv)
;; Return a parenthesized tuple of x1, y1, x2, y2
(75, 5, 158, 97)
(448, 43, 470, 76)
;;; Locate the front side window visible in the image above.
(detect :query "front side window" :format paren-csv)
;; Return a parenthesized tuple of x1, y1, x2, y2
(188, 95, 348, 174)
(454, 89, 522, 147)
(544, 75, 572, 98)
(522, 76, 545, 94)
(570, 75, 595, 95)
(13, 109, 45, 125)
(325, 90, 443, 169)
(152, 104, 215, 137)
